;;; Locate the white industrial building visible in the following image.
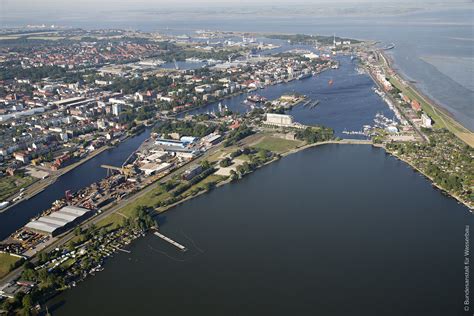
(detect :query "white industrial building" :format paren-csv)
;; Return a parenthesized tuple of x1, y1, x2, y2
(265, 113, 294, 127)
(112, 103, 123, 116)
(25, 206, 93, 236)
(421, 113, 432, 128)
(139, 162, 172, 176)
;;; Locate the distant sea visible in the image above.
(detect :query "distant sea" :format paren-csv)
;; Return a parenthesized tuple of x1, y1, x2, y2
(3, 5, 473, 130)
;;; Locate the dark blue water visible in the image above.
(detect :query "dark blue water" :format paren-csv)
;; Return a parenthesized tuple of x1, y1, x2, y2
(48, 144, 473, 316)
(184, 56, 396, 137)
(0, 129, 150, 240)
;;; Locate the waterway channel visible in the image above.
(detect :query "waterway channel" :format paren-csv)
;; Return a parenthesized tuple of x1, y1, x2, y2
(0, 130, 151, 240)
(183, 55, 396, 138)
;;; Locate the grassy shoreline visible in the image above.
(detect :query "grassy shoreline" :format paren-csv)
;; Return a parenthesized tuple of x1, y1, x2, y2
(380, 51, 474, 147)
(157, 139, 472, 213)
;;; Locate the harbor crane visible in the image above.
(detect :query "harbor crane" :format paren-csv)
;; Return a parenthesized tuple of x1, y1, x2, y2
(100, 164, 134, 178)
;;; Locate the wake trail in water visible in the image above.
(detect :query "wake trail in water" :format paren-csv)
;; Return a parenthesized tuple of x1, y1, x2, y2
(147, 244, 188, 262)
(180, 229, 205, 253)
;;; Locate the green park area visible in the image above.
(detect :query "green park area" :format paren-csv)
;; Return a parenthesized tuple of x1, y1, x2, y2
(0, 175, 36, 201)
(96, 170, 226, 231)
(0, 253, 22, 278)
(253, 136, 303, 154)
(95, 186, 171, 231)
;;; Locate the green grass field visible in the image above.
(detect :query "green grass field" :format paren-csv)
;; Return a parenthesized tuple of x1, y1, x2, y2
(96, 172, 228, 230)
(389, 77, 447, 129)
(0, 253, 22, 278)
(96, 186, 171, 230)
(181, 174, 226, 198)
(389, 76, 474, 147)
(253, 136, 302, 153)
(0, 175, 36, 201)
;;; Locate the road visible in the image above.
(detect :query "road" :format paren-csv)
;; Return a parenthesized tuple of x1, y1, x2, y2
(372, 51, 428, 142)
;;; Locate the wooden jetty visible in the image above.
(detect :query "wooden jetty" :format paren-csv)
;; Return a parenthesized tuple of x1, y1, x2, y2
(153, 231, 187, 252)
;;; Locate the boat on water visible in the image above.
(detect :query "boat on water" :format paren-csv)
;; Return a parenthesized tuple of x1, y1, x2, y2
(185, 57, 203, 63)
(328, 79, 334, 86)
(0, 201, 10, 213)
(247, 95, 267, 103)
(383, 43, 395, 50)
(372, 87, 384, 97)
(298, 73, 312, 80)
(217, 102, 228, 113)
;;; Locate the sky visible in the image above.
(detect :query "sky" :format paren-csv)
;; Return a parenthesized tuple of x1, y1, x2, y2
(0, 0, 470, 28)
(1, 0, 468, 10)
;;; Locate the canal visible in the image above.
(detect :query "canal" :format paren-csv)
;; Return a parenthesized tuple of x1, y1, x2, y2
(0, 129, 151, 240)
(49, 144, 472, 316)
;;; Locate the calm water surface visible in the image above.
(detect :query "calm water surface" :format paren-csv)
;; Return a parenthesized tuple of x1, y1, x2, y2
(49, 145, 472, 316)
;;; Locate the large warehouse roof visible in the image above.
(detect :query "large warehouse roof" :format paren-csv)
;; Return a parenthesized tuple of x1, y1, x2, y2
(25, 205, 92, 235)
(59, 205, 90, 216)
(25, 221, 61, 234)
(36, 216, 70, 226)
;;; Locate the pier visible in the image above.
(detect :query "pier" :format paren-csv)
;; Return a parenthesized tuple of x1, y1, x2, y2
(153, 231, 187, 252)
(301, 100, 311, 107)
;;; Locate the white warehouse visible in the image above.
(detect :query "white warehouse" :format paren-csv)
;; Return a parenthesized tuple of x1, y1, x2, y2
(265, 113, 294, 127)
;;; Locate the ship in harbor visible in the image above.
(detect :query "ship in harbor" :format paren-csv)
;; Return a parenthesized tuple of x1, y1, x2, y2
(217, 102, 228, 113)
(297, 73, 312, 80)
(382, 43, 395, 50)
(247, 95, 267, 103)
(185, 57, 204, 63)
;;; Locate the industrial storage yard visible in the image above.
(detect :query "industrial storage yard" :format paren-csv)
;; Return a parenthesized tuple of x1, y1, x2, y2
(25, 206, 93, 237)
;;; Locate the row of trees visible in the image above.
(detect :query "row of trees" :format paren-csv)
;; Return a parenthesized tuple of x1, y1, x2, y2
(229, 148, 274, 180)
(123, 206, 156, 231)
(155, 161, 216, 207)
(0, 65, 68, 81)
(223, 125, 254, 147)
(154, 121, 218, 138)
(110, 76, 173, 95)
